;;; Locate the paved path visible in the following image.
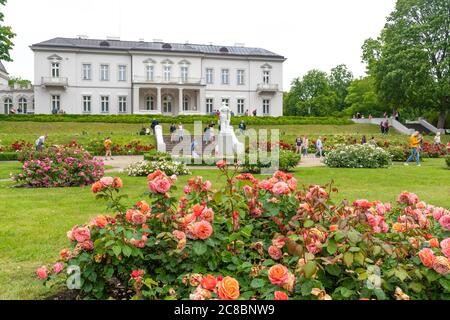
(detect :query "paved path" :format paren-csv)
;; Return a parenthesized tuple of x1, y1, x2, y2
(299, 156, 325, 167)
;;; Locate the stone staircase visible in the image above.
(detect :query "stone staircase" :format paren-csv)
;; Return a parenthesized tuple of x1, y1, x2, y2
(403, 122, 432, 134)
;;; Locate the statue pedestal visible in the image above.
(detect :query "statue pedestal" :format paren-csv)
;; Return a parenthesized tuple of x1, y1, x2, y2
(217, 128, 235, 157)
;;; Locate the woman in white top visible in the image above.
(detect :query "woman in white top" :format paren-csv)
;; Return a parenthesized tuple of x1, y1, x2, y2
(434, 132, 441, 146)
(302, 136, 309, 157)
(209, 126, 215, 143)
(178, 124, 184, 142)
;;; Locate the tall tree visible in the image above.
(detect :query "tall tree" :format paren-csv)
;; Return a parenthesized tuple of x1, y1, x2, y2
(328, 64, 354, 111)
(363, 0, 450, 128)
(344, 76, 387, 117)
(0, 0, 14, 62)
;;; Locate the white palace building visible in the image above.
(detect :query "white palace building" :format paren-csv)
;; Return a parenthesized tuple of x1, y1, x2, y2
(22, 37, 286, 116)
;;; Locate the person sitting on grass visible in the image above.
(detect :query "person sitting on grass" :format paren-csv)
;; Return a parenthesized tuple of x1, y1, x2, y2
(404, 131, 422, 167)
(104, 137, 113, 161)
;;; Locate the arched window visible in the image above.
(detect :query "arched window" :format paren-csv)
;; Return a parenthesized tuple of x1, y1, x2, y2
(146, 96, 155, 111)
(162, 95, 172, 113)
(183, 96, 190, 111)
(18, 98, 27, 114)
(4, 98, 12, 114)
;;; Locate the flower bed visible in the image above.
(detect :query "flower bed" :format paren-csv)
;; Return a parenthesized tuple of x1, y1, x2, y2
(13, 147, 104, 188)
(37, 162, 450, 300)
(324, 144, 392, 168)
(125, 160, 191, 177)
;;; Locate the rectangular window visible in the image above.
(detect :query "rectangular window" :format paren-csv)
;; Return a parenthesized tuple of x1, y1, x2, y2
(206, 98, 214, 114)
(118, 65, 127, 81)
(146, 65, 154, 81)
(263, 99, 270, 115)
(100, 64, 110, 81)
(51, 95, 60, 112)
(221, 69, 229, 85)
(180, 66, 189, 83)
(237, 70, 245, 85)
(101, 96, 109, 113)
(51, 63, 60, 78)
(82, 64, 91, 80)
(206, 68, 214, 84)
(163, 65, 171, 82)
(237, 99, 245, 115)
(118, 96, 127, 113)
(263, 70, 271, 84)
(82, 96, 91, 113)
(222, 98, 230, 107)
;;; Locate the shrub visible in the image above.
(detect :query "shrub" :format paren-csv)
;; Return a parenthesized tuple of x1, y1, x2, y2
(387, 146, 409, 162)
(279, 150, 301, 171)
(13, 147, 104, 188)
(143, 150, 172, 161)
(324, 144, 392, 168)
(37, 164, 450, 300)
(125, 160, 191, 177)
(0, 152, 19, 161)
(242, 150, 300, 174)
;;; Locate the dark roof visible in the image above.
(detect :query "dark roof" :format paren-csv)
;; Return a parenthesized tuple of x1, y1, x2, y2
(31, 37, 285, 59)
(0, 61, 8, 74)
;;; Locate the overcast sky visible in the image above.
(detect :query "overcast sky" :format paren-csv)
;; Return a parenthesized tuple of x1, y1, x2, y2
(3, 0, 396, 90)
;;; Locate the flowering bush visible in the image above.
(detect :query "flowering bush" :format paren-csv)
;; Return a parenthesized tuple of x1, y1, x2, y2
(125, 160, 191, 177)
(14, 147, 104, 188)
(84, 139, 154, 155)
(38, 163, 450, 300)
(324, 144, 392, 168)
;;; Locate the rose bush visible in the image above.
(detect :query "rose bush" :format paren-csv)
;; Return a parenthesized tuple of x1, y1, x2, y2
(324, 144, 392, 168)
(37, 162, 449, 300)
(125, 160, 191, 177)
(14, 146, 104, 188)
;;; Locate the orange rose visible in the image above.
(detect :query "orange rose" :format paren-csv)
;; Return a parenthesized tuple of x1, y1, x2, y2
(429, 238, 440, 248)
(113, 177, 123, 189)
(393, 223, 406, 233)
(268, 264, 289, 285)
(193, 220, 213, 240)
(136, 201, 150, 213)
(274, 291, 289, 300)
(418, 248, 435, 268)
(201, 275, 217, 291)
(217, 276, 240, 300)
(91, 181, 103, 193)
(192, 204, 205, 217)
(95, 215, 108, 228)
(329, 225, 338, 232)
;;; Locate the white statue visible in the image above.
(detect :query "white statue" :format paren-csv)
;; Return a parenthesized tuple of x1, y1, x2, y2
(219, 102, 231, 132)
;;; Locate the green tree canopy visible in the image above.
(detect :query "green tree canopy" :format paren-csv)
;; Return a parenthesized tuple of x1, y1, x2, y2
(0, 0, 15, 62)
(363, 0, 450, 128)
(344, 76, 388, 117)
(328, 64, 354, 111)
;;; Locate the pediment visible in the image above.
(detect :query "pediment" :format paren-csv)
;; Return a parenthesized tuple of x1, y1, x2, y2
(143, 58, 156, 64)
(47, 54, 63, 61)
(261, 63, 272, 69)
(161, 59, 174, 65)
(178, 59, 191, 65)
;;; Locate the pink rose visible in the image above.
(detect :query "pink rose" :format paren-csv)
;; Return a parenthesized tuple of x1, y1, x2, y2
(432, 207, 445, 221)
(432, 256, 450, 275)
(200, 207, 214, 223)
(53, 262, 64, 274)
(155, 178, 171, 194)
(259, 179, 273, 191)
(268, 245, 283, 260)
(439, 215, 450, 231)
(440, 238, 450, 258)
(131, 211, 147, 225)
(216, 160, 227, 169)
(193, 220, 214, 240)
(184, 186, 192, 194)
(202, 180, 212, 192)
(172, 230, 186, 241)
(100, 177, 114, 187)
(36, 266, 48, 279)
(272, 182, 290, 196)
(72, 226, 91, 243)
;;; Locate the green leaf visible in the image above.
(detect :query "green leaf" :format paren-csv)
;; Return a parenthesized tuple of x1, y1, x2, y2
(326, 239, 337, 255)
(112, 245, 121, 257)
(354, 252, 365, 265)
(325, 264, 341, 276)
(250, 278, 266, 289)
(213, 192, 223, 203)
(122, 245, 132, 257)
(334, 230, 345, 242)
(193, 242, 207, 256)
(347, 230, 360, 243)
(303, 220, 314, 228)
(373, 288, 386, 300)
(343, 252, 353, 267)
(438, 278, 450, 291)
(303, 261, 317, 278)
(394, 268, 409, 281)
(240, 225, 253, 238)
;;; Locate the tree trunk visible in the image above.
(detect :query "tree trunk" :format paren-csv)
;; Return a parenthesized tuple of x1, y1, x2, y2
(437, 110, 447, 129)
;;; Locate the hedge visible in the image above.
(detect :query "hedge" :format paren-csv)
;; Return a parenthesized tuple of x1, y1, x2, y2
(0, 114, 353, 125)
(0, 152, 19, 161)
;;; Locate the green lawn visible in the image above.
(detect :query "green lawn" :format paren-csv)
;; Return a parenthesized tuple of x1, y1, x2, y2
(0, 158, 449, 299)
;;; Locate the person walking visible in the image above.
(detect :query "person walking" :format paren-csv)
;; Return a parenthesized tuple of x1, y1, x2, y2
(380, 121, 385, 135)
(191, 138, 199, 159)
(151, 118, 159, 135)
(404, 131, 422, 167)
(104, 137, 113, 160)
(209, 124, 215, 143)
(383, 120, 390, 135)
(204, 125, 211, 144)
(315, 136, 323, 158)
(295, 136, 303, 154)
(178, 123, 184, 142)
(434, 132, 441, 146)
(170, 123, 177, 142)
(302, 136, 309, 157)
(35, 134, 48, 152)
(369, 136, 377, 147)
(239, 120, 246, 135)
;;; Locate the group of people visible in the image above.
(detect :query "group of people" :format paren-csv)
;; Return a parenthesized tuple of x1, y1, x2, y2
(295, 136, 323, 158)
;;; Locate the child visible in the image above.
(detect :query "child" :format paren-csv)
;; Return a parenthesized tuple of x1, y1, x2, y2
(104, 137, 113, 160)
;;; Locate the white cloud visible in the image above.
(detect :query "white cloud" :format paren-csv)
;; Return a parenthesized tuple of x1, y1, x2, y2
(3, 0, 396, 90)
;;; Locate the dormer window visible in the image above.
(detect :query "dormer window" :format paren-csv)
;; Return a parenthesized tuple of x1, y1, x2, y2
(51, 62, 60, 78)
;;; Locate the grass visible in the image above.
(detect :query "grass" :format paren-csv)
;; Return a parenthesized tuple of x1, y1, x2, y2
(0, 158, 449, 299)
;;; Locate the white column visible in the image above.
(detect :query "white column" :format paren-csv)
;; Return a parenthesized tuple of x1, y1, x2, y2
(178, 87, 183, 115)
(157, 87, 162, 113)
(133, 86, 140, 114)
